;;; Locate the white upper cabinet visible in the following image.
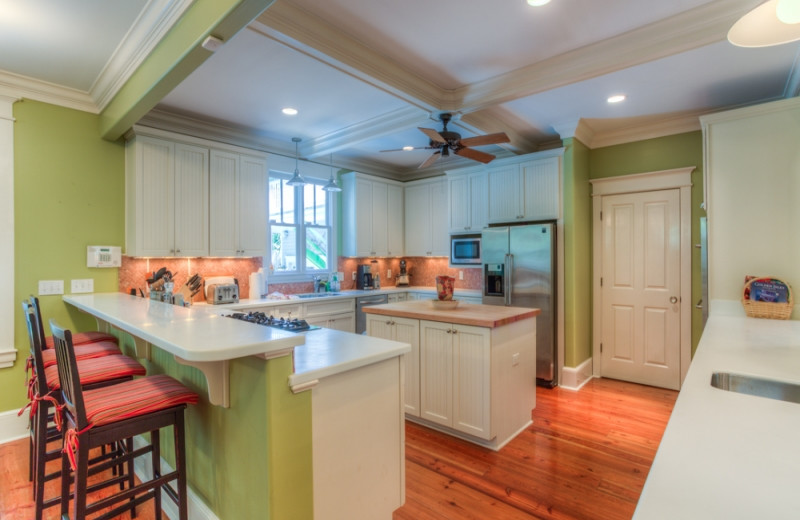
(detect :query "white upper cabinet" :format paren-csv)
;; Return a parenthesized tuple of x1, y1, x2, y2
(209, 150, 268, 257)
(448, 170, 488, 234)
(404, 177, 448, 257)
(484, 153, 561, 224)
(125, 136, 209, 257)
(342, 172, 404, 257)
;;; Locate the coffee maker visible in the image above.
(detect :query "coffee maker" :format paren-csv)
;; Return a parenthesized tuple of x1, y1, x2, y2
(356, 264, 373, 290)
(396, 259, 410, 286)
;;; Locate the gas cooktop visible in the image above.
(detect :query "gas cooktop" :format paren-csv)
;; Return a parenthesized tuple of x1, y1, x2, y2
(226, 312, 319, 332)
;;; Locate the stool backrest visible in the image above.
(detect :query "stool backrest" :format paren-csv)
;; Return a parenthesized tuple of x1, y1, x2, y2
(22, 299, 51, 397)
(29, 296, 49, 350)
(49, 320, 88, 430)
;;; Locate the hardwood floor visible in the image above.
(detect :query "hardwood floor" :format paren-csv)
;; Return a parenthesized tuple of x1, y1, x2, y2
(1, 377, 676, 520)
(394, 377, 678, 520)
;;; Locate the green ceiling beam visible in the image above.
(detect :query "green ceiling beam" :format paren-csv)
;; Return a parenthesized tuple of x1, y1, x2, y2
(99, 0, 275, 141)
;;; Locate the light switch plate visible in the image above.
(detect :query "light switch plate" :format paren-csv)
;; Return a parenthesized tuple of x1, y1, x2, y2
(38, 280, 64, 296)
(71, 279, 94, 293)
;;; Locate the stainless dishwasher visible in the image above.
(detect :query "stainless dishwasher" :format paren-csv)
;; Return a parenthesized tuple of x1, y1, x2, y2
(355, 293, 389, 334)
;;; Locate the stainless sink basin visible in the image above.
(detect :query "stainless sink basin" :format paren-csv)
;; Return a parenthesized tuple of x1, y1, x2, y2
(710, 372, 800, 405)
(296, 293, 344, 299)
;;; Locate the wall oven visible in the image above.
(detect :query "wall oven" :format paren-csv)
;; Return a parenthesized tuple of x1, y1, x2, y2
(450, 235, 481, 266)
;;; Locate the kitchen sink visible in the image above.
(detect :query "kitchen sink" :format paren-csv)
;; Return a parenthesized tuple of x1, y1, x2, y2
(710, 372, 800, 405)
(296, 293, 345, 299)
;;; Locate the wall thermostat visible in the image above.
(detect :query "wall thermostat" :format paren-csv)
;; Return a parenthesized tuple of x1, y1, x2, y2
(87, 246, 121, 268)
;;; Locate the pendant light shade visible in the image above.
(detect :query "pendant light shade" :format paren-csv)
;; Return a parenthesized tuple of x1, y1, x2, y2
(286, 137, 307, 186)
(322, 154, 341, 192)
(728, 0, 800, 47)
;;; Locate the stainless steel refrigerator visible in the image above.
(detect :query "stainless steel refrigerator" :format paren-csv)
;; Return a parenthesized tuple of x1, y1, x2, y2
(482, 222, 557, 387)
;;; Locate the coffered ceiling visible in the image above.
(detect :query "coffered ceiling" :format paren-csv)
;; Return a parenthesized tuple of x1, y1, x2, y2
(2, 0, 798, 179)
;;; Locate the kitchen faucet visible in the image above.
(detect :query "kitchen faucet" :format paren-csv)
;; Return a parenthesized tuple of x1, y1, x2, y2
(312, 275, 322, 293)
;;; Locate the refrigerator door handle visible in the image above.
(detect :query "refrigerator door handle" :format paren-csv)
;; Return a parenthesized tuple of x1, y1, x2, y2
(505, 253, 513, 306)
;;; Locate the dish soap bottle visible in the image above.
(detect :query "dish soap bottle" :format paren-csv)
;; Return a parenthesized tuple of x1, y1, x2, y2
(331, 273, 339, 292)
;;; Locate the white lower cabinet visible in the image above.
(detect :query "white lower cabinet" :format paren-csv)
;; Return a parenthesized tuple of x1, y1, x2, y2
(306, 312, 355, 333)
(388, 292, 408, 303)
(419, 320, 491, 439)
(304, 299, 355, 333)
(366, 315, 420, 416)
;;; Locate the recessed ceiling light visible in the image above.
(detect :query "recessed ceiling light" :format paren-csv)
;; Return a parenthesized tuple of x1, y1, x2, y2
(402, 146, 414, 151)
(282, 107, 298, 116)
(526, 0, 551, 6)
(607, 94, 626, 103)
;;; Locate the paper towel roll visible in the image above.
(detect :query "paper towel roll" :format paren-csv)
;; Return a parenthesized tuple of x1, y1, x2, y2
(249, 271, 263, 299)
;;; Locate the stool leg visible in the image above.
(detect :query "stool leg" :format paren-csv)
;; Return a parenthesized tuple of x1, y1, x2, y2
(126, 437, 136, 516)
(152, 429, 161, 519)
(60, 443, 70, 518)
(72, 437, 90, 520)
(175, 411, 188, 520)
(33, 402, 48, 520)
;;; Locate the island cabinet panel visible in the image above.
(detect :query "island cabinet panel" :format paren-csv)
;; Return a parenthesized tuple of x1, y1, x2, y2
(368, 315, 420, 416)
(420, 321, 454, 426)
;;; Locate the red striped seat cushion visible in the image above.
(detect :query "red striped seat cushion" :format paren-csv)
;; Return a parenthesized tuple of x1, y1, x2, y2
(44, 355, 146, 390)
(44, 331, 117, 350)
(81, 375, 198, 427)
(40, 340, 120, 368)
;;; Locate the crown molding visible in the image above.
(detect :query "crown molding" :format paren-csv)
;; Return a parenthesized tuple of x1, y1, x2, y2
(90, 0, 193, 110)
(0, 70, 97, 113)
(254, 3, 444, 111)
(455, 0, 758, 112)
(699, 94, 800, 126)
(585, 111, 703, 149)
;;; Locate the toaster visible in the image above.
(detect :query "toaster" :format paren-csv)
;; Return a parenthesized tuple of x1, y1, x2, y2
(206, 283, 239, 305)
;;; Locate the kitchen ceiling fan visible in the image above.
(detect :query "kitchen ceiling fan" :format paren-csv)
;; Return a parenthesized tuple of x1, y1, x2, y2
(381, 113, 510, 168)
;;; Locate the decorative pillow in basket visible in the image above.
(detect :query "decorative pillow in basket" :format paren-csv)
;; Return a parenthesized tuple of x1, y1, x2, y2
(741, 276, 793, 319)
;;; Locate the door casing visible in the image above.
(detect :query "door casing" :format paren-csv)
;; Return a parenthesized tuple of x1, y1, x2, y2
(590, 167, 695, 388)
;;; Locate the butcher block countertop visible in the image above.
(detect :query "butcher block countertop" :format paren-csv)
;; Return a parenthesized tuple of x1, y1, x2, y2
(363, 300, 539, 328)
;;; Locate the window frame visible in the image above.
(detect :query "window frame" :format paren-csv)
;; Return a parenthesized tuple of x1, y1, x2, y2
(266, 171, 336, 283)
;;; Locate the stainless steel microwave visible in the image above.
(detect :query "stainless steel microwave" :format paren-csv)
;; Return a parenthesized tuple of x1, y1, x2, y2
(450, 235, 481, 265)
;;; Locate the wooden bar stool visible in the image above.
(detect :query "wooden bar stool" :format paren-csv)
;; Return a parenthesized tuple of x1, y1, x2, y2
(21, 301, 147, 520)
(31, 295, 117, 350)
(50, 319, 198, 520)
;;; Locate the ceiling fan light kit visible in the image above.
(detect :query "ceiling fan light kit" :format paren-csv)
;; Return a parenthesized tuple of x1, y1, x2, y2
(286, 137, 307, 186)
(728, 0, 800, 47)
(382, 112, 510, 169)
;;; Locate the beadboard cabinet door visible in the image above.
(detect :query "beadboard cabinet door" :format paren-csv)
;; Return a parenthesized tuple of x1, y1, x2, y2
(404, 178, 448, 256)
(448, 171, 488, 233)
(173, 143, 209, 257)
(342, 173, 404, 257)
(487, 157, 560, 224)
(209, 151, 267, 257)
(367, 315, 420, 416)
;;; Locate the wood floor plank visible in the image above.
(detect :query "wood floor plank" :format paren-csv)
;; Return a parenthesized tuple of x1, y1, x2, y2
(395, 377, 677, 520)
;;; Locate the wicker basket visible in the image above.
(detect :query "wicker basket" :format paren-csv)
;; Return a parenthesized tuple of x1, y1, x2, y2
(741, 277, 793, 320)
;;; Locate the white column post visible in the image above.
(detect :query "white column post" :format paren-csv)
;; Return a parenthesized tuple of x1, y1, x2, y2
(0, 95, 18, 368)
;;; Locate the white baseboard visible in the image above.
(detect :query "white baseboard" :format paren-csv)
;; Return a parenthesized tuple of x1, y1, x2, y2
(0, 408, 29, 444)
(132, 436, 219, 520)
(560, 357, 594, 391)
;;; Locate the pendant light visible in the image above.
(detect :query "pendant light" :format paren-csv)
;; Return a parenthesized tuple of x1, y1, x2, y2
(286, 137, 307, 186)
(322, 153, 341, 192)
(728, 0, 800, 47)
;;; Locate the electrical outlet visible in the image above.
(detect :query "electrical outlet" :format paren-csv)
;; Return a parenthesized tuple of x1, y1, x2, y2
(512, 353, 520, 366)
(71, 279, 94, 293)
(387, 269, 392, 279)
(459, 270, 464, 280)
(38, 280, 64, 296)
(352, 271, 356, 281)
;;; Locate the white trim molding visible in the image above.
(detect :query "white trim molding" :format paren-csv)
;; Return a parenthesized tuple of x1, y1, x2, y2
(0, 408, 29, 444)
(560, 358, 594, 391)
(590, 167, 695, 389)
(1, 95, 17, 370)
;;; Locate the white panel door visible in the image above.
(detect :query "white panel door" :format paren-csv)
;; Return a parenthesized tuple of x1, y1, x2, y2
(238, 154, 267, 256)
(394, 317, 420, 417)
(452, 324, 491, 439)
(209, 150, 238, 256)
(420, 320, 453, 427)
(601, 189, 681, 390)
(386, 185, 404, 256)
(173, 143, 208, 257)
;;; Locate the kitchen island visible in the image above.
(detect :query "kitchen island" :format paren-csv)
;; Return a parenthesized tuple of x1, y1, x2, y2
(64, 293, 410, 520)
(364, 300, 539, 450)
(634, 315, 800, 519)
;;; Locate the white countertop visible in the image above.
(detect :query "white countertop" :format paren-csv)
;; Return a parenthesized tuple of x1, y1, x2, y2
(290, 328, 411, 389)
(634, 315, 800, 519)
(64, 293, 305, 362)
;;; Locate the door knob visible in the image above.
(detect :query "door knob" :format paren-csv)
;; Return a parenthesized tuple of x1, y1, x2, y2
(670, 296, 678, 304)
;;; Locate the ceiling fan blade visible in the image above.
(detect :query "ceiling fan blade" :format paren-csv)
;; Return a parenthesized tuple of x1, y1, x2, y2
(418, 127, 447, 144)
(418, 151, 441, 169)
(455, 147, 496, 164)
(458, 132, 510, 147)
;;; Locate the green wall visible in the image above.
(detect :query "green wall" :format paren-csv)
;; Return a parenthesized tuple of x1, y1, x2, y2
(588, 130, 706, 355)
(9, 99, 313, 519)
